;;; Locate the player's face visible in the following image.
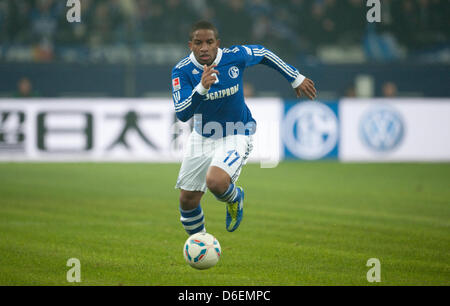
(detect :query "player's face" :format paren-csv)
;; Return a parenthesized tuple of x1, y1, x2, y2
(189, 29, 220, 66)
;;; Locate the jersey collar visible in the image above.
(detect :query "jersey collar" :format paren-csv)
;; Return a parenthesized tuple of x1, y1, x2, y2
(189, 48, 223, 70)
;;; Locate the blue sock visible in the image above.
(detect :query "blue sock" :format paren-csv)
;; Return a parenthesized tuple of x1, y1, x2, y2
(179, 204, 205, 235)
(215, 183, 241, 204)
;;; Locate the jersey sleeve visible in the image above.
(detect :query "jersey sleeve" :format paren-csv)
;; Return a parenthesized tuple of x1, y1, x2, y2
(239, 45, 305, 88)
(171, 67, 208, 122)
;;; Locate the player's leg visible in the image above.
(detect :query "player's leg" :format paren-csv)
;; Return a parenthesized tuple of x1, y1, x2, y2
(175, 131, 213, 235)
(207, 135, 253, 232)
(179, 190, 206, 235)
(205, 165, 230, 196)
(206, 166, 244, 232)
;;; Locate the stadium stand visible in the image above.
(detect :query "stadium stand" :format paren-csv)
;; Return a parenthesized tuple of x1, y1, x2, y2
(0, 0, 448, 62)
(0, 0, 448, 97)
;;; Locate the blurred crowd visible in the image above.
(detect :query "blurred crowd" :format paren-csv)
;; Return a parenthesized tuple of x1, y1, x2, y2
(0, 0, 448, 59)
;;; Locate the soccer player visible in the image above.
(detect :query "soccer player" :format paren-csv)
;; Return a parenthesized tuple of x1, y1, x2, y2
(172, 21, 316, 235)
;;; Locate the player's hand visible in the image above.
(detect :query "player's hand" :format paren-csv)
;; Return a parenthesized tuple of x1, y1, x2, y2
(201, 64, 219, 90)
(295, 78, 317, 100)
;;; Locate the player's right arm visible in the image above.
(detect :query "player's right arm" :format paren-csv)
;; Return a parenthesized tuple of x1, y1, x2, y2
(172, 65, 218, 122)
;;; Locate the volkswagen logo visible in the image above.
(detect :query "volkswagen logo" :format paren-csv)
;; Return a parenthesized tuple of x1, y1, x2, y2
(359, 106, 404, 152)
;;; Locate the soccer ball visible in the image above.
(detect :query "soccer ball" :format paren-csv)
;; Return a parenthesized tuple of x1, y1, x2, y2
(183, 232, 221, 270)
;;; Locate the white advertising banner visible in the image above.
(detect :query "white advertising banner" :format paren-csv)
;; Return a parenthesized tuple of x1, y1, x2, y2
(0, 99, 176, 162)
(0, 98, 283, 163)
(246, 98, 283, 167)
(339, 99, 450, 161)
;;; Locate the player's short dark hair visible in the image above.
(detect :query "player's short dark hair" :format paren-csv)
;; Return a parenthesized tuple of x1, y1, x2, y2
(189, 21, 219, 40)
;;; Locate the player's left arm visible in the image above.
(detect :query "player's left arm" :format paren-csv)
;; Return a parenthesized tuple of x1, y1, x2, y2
(238, 45, 317, 100)
(294, 76, 316, 100)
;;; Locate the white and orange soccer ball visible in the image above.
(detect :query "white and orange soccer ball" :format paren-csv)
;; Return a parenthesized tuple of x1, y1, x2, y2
(183, 232, 221, 270)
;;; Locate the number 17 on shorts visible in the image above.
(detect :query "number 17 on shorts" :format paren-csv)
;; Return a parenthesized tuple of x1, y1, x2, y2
(210, 135, 253, 183)
(223, 150, 241, 167)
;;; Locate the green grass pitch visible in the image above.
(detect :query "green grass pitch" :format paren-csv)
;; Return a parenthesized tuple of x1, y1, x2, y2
(0, 162, 449, 286)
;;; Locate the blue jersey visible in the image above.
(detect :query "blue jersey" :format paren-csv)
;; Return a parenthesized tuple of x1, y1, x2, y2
(171, 45, 305, 138)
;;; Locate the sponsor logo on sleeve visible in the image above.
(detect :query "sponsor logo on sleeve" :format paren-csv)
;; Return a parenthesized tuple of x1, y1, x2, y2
(172, 77, 181, 91)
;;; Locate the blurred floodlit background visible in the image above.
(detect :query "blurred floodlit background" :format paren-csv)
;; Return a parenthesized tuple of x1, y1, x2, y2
(0, 0, 448, 99)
